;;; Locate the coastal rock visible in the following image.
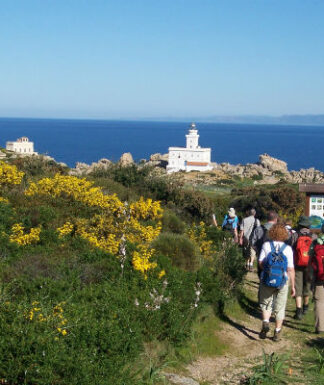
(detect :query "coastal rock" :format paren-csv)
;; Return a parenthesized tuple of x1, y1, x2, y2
(150, 153, 169, 162)
(69, 158, 112, 176)
(119, 152, 134, 166)
(258, 153, 288, 173)
(147, 153, 169, 168)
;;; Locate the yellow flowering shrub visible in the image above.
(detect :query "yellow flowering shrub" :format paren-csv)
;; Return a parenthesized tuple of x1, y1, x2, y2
(76, 218, 120, 255)
(26, 173, 164, 276)
(9, 223, 41, 246)
(126, 217, 162, 244)
(132, 245, 157, 278)
(25, 174, 124, 213)
(130, 197, 163, 220)
(187, 221, 214, 259)
(0, 197, 9, 204)
(57, 221, 74, 239)
(0, 161, 24, 186)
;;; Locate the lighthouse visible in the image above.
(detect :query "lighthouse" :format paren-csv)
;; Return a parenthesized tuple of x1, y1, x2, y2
(166, 123, 212, 173)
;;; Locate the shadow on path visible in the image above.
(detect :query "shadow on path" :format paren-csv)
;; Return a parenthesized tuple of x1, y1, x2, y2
(218, 312, 259, 341)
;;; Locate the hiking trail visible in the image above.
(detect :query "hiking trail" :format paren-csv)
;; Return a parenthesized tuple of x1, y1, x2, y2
(174, 271, 318, 385)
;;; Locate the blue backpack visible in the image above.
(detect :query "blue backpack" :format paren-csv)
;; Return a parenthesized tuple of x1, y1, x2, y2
(261, 242, 288, 288)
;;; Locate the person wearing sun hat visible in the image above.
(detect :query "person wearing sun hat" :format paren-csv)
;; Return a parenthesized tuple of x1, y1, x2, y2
(291, 215, 316, 320)
(221, 207, 239, 242)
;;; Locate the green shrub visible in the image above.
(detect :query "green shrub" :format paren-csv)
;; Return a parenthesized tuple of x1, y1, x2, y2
(162, 210, 186, 234)
(152, 232, 200, 271)
(110, 164, 153, 188)
(11, 156, 68, 178)
(230, 185, 303, 221)
(198, 238, 245, 312)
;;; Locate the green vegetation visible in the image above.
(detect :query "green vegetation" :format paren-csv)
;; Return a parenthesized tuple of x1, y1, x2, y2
(0, 157, 320, 384)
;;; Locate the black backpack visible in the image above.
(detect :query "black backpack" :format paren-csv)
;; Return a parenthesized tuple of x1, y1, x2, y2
(254, 225, 269, 253)
(222, 215, 235, 232)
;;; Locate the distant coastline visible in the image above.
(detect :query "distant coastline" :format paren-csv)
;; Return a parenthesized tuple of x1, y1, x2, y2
(141, 114, 324, 127)
(1, 114, 324, 127)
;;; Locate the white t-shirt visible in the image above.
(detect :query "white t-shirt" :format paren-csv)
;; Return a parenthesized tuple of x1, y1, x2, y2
(259, 241, 294, 269)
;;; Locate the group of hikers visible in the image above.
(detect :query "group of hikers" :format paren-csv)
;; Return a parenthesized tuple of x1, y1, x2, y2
(215, 207, 324, 341)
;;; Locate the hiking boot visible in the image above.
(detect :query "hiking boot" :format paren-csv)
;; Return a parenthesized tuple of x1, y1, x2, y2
(294, 308, 303, 320)
(259, 321, 270, 339)
(273, 329, 282, 342)
(303, 304, 309, 315)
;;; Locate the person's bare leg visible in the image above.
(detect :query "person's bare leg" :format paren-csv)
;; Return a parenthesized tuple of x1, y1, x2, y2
(296, 296, 302, 308)
(259, 310, 271, 339)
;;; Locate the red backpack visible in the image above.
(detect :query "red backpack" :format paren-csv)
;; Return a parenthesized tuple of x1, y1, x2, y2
(294, 235, 312, 267)
(311, 244, 324, 282)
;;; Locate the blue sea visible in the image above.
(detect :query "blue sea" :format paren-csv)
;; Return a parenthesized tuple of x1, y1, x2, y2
(0, 117, 323, 171)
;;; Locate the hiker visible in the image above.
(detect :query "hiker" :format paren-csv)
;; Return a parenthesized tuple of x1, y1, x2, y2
(251, 210, 279, 277)
(258, 224, 295, 341)
(309, 223, 324, 334)
(251, 211, 279, 257)
(290, 216, 316, 320)
(239, 208, 260, 271)
(221, 207, 239, 243)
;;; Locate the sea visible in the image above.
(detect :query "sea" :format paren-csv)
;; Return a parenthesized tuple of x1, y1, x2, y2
(0, 117, 323, 171)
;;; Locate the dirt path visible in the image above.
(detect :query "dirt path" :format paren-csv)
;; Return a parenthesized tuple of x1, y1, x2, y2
(185, 271, 315, 384)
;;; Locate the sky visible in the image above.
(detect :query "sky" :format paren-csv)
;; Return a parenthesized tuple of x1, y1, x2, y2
(0, 0, 323, 119)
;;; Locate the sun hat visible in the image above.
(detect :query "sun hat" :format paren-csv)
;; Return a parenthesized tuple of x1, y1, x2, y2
(228, 208, 236, 217)
(297, 215, 311, 228)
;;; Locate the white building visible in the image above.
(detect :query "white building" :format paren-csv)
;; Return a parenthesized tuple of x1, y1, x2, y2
(6, 137, 38, 155)
(166, 123, 213, 173)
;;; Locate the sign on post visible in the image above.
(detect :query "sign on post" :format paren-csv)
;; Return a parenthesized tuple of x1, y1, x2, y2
(299, 184, 324, 231)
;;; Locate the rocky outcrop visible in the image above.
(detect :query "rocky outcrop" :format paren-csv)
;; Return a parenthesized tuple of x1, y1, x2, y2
(258, 153, 288, 173)
(69, 158, 111, 176)
(179, 153, 324, 186)
(119, 152, 134, 167)
(56, 150, 324, 185)
(146, 153, 169, 168)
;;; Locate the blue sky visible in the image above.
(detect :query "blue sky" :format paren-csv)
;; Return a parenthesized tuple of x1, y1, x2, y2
(0, 0, 323, 119)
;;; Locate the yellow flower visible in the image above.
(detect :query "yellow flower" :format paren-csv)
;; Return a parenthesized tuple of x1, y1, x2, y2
(9, 224, 41, 246)
(0, 161, 24, 186)
(158, 270, 166, 279)
(61, 329, 68, 336)
(57, 222, 74, 238)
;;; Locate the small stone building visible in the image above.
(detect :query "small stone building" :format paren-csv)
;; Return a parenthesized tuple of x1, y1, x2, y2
(6, 137, 37, 155)
(166, 123, 212, 173)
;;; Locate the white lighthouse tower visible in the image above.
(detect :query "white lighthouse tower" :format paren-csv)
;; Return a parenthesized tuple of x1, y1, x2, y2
(166, 123, 212, 173)
(186, 123, 199, 149)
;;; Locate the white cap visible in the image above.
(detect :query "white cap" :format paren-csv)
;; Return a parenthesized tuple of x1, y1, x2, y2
(228, 208, 236, 217)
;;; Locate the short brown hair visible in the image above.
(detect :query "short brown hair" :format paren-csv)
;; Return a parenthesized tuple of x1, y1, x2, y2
(267, 211, 278, 222)
(268, 224, 289, 242)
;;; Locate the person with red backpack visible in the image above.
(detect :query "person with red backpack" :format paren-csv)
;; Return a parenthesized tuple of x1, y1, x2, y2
(291, 216, 316, 320)
(309, 224, 324, 334)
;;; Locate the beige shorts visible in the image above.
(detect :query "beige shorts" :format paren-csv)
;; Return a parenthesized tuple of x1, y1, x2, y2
(259, 282, 289, 321)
